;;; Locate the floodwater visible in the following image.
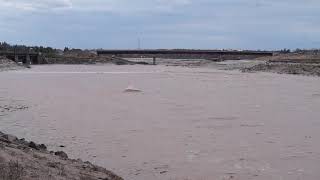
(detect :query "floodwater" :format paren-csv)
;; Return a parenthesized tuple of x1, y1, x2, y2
(1, 64, 320, 180)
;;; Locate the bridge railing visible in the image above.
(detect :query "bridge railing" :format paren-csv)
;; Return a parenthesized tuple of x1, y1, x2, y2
(0, 51, 39, 56)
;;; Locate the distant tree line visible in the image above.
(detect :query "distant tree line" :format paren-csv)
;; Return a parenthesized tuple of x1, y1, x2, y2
(279, 48, 291, 53)
(293, 48, 320, 54)
(0, 41, 59, 56)
(271, 48, 320, 55)
(63, 47, 84, 53)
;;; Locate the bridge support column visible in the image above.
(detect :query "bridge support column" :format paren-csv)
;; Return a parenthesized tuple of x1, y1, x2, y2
(26, 55, 31, 65)
(153, 57, 156, 65)
(14, 55, 19, 62)
(36, 55, 40, 64)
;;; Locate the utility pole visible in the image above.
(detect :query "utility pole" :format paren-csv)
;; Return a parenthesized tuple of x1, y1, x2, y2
(138, 38, 141, 50)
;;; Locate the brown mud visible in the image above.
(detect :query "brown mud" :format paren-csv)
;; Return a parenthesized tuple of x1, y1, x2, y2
(0, 130, 123, 180)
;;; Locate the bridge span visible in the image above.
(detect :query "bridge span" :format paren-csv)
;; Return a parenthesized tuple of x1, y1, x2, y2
(97, 49, 273, 60)
(0, 51, 42, 64)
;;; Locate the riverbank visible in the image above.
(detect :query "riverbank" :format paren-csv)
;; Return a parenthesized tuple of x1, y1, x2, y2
(45, 55, 149, 65)
(0, 56, 25, 72)
(0, 131, 123, 180)
(3, 53, 320, 77)
(240, 53, 320, 76)
(157, 58, 320, 77)
(241, 62, 320, 76)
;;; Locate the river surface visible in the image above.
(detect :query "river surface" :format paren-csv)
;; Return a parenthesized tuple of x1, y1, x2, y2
(1, 64, 320, 180)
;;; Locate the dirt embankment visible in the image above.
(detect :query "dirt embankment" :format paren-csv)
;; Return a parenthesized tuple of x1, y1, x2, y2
(241, 53, 320, 76)
(0, 56, 25, 72)
(0, 131, 123, 180)
(45, 54, 150, 65)
(256, 52, 320, 62)
(242, 62, 320, 76)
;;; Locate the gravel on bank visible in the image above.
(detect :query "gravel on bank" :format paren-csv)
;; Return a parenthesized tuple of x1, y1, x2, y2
(0, 56, 25, 72)
(0, 131, 123, 180)
(241, 62, 320, 76)
(45, 56, 149, 65)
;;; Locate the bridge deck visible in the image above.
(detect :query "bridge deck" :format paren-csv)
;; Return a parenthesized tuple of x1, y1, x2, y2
(0, 51, 41, 64)
(97, 49, 273, 56)
(0, 51, 39, 56)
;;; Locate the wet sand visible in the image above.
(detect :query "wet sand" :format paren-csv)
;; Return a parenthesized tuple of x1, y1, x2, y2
(1, 64, 320, 180)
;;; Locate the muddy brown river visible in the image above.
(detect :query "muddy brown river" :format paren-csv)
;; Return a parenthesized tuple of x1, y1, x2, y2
(1, 64, 320, 180)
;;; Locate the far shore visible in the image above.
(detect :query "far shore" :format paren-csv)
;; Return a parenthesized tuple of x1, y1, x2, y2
(2, 51, 320, 77)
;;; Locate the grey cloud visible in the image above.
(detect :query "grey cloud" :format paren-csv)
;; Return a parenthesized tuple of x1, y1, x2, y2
(0, 0, 72, 11)
(0, 0, 319, 49)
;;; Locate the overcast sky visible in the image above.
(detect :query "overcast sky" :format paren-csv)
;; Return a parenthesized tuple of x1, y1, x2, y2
(0, 0, 319, 50)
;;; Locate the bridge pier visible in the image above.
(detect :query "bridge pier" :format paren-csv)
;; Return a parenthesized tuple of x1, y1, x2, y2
(153, 57, 156, 65)
(26, 54, 31, 65)
(36, 54, 40, 64)
(14, 55, 19, 62)
(1, 51, 40, 64)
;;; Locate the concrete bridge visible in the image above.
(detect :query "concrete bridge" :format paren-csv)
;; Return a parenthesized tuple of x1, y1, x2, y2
(0, 51, 42, 64)
(97, 49, 273, 61)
